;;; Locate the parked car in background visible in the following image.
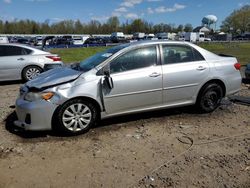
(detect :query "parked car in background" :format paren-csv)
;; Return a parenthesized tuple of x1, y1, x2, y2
(72, 36, 84, 45)
(16, 38, 30, 45)
(144, 34, 158, 40)
(132, 32, 145, 40)
(102, 36, 112, 43)
(156, 32, 168, 39)
(14, 40, 241, 135)
(245, 63, 250, 79)
(233, 34, 250, 41)
(0, 43, 63, 82)
(35, 36, 43, 46)
(111, 32, 126, 43)
(42, 36, 55, 48)
(198, 32, 211, 42)
(84, 37, 106, 45)
(28, 37, 37, 45)
(52, 36, 74, 46)
(212, 33, 232, 41)
(9, 36, 18, 43)
(176, 32, 186, 41)
(35, 36, 50, 46)
(0, 36, 9, 43)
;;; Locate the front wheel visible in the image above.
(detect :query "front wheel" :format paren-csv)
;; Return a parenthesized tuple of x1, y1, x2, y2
(56, 99, 98, 135)
(196, 83, 223, 113)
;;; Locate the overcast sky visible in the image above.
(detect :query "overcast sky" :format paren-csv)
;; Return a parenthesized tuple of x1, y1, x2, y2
(1, 0, 249, 28)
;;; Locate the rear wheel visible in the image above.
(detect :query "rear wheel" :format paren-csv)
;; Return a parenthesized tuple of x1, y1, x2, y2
(196, 83, 223, 113)
(56, 99, 98, 135)
(22, 65, 42, 81)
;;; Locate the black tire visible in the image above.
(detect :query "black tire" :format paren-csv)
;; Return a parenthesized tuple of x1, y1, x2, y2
(55, 98, 98, 135)
(196, 83, 223, 113)
(22, 65, 43, 81)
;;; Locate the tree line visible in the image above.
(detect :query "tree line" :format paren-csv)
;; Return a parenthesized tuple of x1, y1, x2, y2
(0, 17, 193, 35)
(0, 5, 249, 35)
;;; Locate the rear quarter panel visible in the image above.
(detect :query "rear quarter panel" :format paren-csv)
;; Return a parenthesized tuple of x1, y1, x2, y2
(207, 57, 241, 95)
(17, 55, 45, 77)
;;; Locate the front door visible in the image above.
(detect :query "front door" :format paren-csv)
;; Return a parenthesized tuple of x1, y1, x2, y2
(103, 45, 163, 115)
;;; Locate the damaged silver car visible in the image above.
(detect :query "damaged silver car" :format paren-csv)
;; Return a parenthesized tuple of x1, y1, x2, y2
(14, 41, 242, 134)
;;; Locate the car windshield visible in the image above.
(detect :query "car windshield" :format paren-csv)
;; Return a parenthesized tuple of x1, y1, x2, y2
(78, 44, 129, 72)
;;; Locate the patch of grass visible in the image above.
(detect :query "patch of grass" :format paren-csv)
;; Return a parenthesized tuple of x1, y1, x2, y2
(198, 42, 250, 65)
(50, 42, 250, 65)
(50, 46, 110, 63)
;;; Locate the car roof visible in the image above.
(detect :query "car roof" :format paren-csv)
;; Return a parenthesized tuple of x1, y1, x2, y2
(127, 40, 219, 59)
(97, 40, 219, 69)
(126, 40, 189, 48)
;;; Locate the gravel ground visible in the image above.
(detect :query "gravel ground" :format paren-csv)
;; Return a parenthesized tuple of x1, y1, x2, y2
(0, 81, 249, 188)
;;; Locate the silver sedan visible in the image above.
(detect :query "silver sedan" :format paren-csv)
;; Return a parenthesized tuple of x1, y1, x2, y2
(14, 41, 242, 135)
(0, 43, 63, 81)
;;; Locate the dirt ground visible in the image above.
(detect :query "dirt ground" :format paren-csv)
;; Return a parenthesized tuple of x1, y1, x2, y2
(0, 81, 249, 188)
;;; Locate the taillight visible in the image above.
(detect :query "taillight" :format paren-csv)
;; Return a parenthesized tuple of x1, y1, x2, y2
(46, 56, 61, 62)
(234, 62, 241, 70)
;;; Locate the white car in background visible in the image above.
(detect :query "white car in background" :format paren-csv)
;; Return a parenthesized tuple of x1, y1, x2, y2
(0, 36, 9, 44)
(70, 36, 90, 45)
(0, 43, 63, 82)
(72, 36, 84, 45)
(35, 36, 43, 46)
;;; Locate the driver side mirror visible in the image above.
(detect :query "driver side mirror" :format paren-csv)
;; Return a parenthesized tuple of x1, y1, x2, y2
(104, 70, 114, 89)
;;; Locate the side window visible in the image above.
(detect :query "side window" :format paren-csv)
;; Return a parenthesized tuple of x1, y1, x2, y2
(162, 45, 194, 64)
(110, 46, 157, 74)
(162, 45, 205, 64)
(5, 46, 22, 56)
(193, 48, 205, 61)
(4, 46, 32, 56)
(21, 48, 32, 55)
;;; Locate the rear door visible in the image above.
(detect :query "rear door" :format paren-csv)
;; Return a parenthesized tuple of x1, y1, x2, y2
(161, 44, 209, 105)
(0, 45, 33, 81)
(103, 45, 163, 115)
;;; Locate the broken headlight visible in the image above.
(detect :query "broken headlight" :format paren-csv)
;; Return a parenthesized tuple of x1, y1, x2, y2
(24, 92, 54, 102)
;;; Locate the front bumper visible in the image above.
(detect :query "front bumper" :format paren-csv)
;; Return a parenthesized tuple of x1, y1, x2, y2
(14, 98, 59, 131)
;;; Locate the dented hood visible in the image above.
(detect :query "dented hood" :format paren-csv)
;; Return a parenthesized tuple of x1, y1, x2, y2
(26, 67, 82, 90)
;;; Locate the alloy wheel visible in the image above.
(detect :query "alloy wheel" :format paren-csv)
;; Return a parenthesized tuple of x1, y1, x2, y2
(25, 67, 41, 80)
(62, 103, 92, 132)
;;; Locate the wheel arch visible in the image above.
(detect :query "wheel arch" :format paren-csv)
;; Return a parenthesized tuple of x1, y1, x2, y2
(52, 96, 102, 127)
(196, 79, 226, 103)
(21, 64, 43, 80)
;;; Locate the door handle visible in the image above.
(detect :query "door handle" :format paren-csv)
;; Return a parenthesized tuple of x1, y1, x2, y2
(17, 58, 25, 61)
(149, 72, 161, 77)
(196, 66, 206, 71)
